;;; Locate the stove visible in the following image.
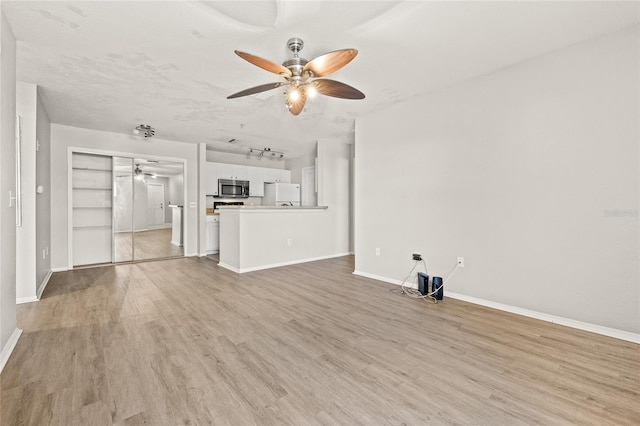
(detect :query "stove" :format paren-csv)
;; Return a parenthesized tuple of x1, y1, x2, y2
(214, 201, 244, 211)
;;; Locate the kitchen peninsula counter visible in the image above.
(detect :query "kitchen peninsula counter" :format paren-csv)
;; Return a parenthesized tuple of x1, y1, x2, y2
(217, 205, 347, 273)
(217, 205, 328, 210)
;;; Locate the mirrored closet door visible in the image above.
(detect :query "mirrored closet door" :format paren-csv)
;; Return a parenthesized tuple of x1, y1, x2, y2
(113, 157, 134, 262)
(113, 157, 184, 262)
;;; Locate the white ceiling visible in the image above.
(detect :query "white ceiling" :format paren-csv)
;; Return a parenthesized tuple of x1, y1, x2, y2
(3, 1, 638, 158)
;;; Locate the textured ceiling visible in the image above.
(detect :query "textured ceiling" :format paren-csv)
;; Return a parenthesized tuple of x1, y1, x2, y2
(3, 1, 639, 158)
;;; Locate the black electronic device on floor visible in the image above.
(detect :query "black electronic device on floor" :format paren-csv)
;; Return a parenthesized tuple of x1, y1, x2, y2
(432, 276, 444, 300)
(418, 272, 429, 296)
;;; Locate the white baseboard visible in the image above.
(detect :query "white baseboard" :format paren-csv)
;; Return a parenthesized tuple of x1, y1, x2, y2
(445, 292, 640, 344)
(352, 270, 640, 344)
(16, 270, 53, 304)
(0, 328, 22, 373)
(51, 267, 68, 272)
(149, 223, 171, 229)
(37, 270, 52, 300)
(218, 262, 240, 273)
(222, 252, 351, 274)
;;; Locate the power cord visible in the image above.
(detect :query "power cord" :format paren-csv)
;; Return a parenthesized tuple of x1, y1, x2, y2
(396, 259, 460, 304)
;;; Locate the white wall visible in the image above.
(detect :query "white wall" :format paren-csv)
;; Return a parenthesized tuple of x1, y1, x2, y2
(16, 82, 36, 302)
(0, 9, 18, 365)
(355, 27, 639, 336)
(285, 151, 316, 185)
(15, 82, 51, 302)
(168, 174, 183, 210)
(50, 124, 200, 269)
(317, 139, 352, 254)
(35, 86, 51, 294)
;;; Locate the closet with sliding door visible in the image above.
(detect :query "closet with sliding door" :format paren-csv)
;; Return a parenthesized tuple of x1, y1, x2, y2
(70, 152, 184, 267)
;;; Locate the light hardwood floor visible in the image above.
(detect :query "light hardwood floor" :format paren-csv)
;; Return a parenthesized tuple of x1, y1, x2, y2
(114, 228, 183, 262)
(2, 256, 638, 425)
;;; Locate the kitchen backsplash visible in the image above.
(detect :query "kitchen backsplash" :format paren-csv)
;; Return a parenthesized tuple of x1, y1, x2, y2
(206, 195, 263, 208)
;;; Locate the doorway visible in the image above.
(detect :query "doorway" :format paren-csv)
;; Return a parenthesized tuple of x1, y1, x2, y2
(301, 166, 317, 206)
(146, 183, 165, 228)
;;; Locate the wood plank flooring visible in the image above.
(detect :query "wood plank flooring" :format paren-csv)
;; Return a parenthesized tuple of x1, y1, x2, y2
(2, 256, 638, 425)
(114, 228, 183, 262)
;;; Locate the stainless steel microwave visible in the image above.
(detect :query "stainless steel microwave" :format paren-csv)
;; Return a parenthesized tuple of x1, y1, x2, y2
(217, 178, 249, 198)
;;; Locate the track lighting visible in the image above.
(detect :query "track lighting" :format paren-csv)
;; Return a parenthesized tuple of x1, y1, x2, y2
(248, 147, 284, 160)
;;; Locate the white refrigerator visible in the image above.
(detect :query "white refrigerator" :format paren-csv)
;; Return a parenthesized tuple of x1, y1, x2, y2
(263, 183, 301, 206)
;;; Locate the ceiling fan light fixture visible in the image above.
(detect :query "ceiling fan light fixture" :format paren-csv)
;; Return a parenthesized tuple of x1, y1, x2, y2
(227, 38, 364, 116)
(134, 124, 155, 138)
(307, 86, 318, 99)
(288, 89, 300, 101)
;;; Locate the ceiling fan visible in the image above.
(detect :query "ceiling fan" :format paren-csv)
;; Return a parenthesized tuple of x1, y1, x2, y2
(227, 38, 365, 115)
(134, 164, 156, 179)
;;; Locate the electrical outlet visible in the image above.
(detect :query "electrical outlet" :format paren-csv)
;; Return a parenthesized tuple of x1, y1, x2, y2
(375, 247, 381, 256)
(457, 257, 465, 268)
(287, 238, 293, 246)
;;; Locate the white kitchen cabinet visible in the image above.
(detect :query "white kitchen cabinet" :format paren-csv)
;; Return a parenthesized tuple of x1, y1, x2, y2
(206, 216, 220, 253)
(262, 168, 290, 184)
(205, 162, 218, 195)
(235, 166, 249, 180)
(217, 163, 248, 180)
(247, 166, 265, 197)
(216, 163, 233, 180)
(277, 169, 291, 183)
(262, 168, 276, 184)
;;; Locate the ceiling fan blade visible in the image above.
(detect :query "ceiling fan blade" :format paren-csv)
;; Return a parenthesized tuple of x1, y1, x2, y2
(227, 82, 286, 99)
(312, 79, 365, 99)
(287, 88, 307, 116)
(303, 49, 358, 77)
(235, 51, 292, 77)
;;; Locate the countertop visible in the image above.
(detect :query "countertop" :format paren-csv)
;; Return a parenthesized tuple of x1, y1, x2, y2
(216, 205, 328, 210)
